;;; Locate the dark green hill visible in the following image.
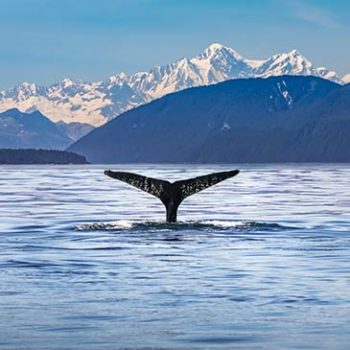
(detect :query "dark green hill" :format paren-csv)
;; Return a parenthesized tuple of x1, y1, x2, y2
(0, 149, 88, 164)
(68, 76, 350, 163)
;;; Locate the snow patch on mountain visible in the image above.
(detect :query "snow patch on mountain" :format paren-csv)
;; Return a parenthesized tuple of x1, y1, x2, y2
(343, 73, 350, 84)
(0, 43, 342, 126)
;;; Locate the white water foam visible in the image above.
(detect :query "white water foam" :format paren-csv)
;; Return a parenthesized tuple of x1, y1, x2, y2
(74, 220, 296, 232)
(75, 220, 135, 231)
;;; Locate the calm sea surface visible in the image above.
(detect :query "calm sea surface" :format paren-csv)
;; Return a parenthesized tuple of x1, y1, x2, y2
(0, 164, 349, 349)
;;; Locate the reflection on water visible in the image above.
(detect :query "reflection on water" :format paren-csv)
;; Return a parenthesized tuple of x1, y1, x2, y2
(0, 164, 349, 349)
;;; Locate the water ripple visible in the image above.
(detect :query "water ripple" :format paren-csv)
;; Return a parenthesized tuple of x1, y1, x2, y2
(0, 164, 349, 350)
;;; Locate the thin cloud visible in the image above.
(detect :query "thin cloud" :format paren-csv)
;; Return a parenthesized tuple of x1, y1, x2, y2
(285, 0, 341, 29)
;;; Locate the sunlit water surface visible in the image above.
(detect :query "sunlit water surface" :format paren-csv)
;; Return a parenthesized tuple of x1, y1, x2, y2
(0, 164, 349, 349)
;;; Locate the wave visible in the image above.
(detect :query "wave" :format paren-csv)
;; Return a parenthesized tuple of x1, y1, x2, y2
(75, 220, 298, 233)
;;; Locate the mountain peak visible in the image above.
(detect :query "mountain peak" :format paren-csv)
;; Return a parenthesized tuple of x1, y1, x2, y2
(288, 49, 302, 56)
(28, 109, 46, 117)
(202, 43, 243, 60)
(21, 81, 35, 87)
(272, 49, 307, 62)
(107, 72, 129, 85)
(177, 57, 191, 66)
(61, 78, 75, 88)
(0, 44, 342, 126)
(19, 81, 38, 91)
(257, 49, 314, 77)
(207, 42, 226, 51)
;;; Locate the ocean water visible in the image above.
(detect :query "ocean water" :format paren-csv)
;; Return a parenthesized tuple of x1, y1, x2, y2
(0, 164, 349, 350)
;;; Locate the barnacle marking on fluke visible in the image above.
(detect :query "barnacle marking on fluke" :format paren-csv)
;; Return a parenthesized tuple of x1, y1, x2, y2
(104, 169, 240, 222)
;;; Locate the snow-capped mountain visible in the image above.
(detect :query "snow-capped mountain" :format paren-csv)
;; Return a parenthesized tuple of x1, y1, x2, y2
(0, 108, 72, 149)
(0, 108, 94, 149)
(0, 43, 343, 126)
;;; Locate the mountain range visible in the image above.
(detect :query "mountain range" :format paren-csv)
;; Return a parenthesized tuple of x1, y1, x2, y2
(0, 43, 348, 127)
(68, 75, 350, 163)
(0, 109, 93, 149)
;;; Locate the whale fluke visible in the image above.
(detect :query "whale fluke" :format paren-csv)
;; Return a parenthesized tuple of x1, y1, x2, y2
(104, 169, 240, 223)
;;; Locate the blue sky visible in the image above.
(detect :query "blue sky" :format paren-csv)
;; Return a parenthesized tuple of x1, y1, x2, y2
(0, 0, 349, 89)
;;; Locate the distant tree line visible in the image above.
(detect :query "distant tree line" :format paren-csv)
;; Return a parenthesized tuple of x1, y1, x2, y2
(0, 149, 88, 164)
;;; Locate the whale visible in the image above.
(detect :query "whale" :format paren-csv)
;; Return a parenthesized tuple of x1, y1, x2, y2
(104, 169, 240, 223)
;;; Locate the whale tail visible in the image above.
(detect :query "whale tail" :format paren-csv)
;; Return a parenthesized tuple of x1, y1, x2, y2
(104, 169, 240, 223)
